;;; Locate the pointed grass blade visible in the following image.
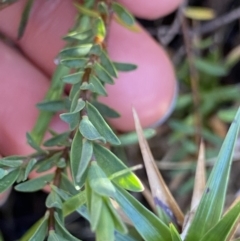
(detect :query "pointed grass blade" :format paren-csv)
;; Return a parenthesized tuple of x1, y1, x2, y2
(185, 108, 240, 241)
(114, 185, 171, 241)
(133, 108, 184, 226)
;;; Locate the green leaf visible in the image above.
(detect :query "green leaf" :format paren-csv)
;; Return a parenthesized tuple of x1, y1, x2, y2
(87, 102, 120, 145)
(59, 44, 92, 58)
(74, 2, 100, 18)
(76, 139, 93, 183)
(36, 100, 65, 112)
(63, 29, 92, 41)
(194, 59, 228, 76)
(62, 191, 86, 216)
(61, 58, 88, 69)
(100, 51, 118, 78)
(48, 231, 69, 241)
(23, 158, 37, 181)
(185, 108, 240, 240)
(199, 201, 240, 241)
(80, 82, 95, 91)
(95, 17, 106, 40)
(15, 174, 54, 192)
(88, 162, 116, 197)
(29, 212, 49, 241)
(79, 115, 106, 143)
(105, 198, 127, 234)
(46, 190, 63, 209)
(112, 2, 135, 26)
(94, 62, 114, 84)
(94, 144, 143, 192)
(0, 169, 11, 179)
(36, 152, 62, 173)
(43, 132, 70, 147)
(115, 185, 171, 241)
(54, 212, 80, 241)
(96, 201, 115, 241)
(26, 132, 47, 153)
(0, 156, 23, 168)
(89, 75, 107, 96)
(113, 62, 137, 72)
(17, 0, 34, 39)
(92, 101, 120, 118)
(169, 224, 182, 241)
(89, 44, 102, 56)
(0, 169, 20, 193)
(70, 130, 83, 185)
(60, 99, 85, 130)
(119, 128, 156, 146)
(62, 71, 84, 84)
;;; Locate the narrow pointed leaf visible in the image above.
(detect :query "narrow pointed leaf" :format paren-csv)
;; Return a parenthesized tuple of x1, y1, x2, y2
(80, 82, 95, 91)
(62, 71, 84, 84)
(89, 75, 107, 96)
(185, 108, 240, 241)
(54, 212, 80, 241)
(96, 201, 115, 241)
(199, 201, 240, 241)
(113, 62, 137, 72)
(0, 169, 10, 180)
(94, 143, 143, 192)
(48, 231, 69, 241)
(95, 17, 106, 40)
(79, 116, 106, 143)
(43, 132, 70, 147)
(23, 158, 37, 181)
(18, 0, 34, 39)
(74, 2, 100, 18)
(92, 101, 120, 118)
(88, 162, 116, 197)
(76, 139, 93, 183)
(59, 44, 92, 58)
(26, 132, 47, 153)
(170, 224, 182, 241)
(100, 51, 118, 77)
(112, 2, 135, 26)
(15, 174, 54, 192)
(94, 62, 114, 84)
(46, 191, 63, 209)
(86, 102, 120, 145)
(115, 185, 171, 241)
(0, 156, 23, 168)
(0, 169, 20, 193)
(29, 212, 49, 241)
(133, 109, 184, 226)
(36, 100, 65, 112)
(61, 58, 88, 68)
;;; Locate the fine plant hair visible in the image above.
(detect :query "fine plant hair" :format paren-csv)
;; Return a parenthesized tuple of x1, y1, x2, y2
(1, 1, 240, 241)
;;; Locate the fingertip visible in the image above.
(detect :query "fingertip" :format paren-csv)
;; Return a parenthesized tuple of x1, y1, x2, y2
(98, 21, 177, 132)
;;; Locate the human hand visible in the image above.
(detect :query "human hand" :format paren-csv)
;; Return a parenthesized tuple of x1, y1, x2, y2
(0, 0, 182, 199)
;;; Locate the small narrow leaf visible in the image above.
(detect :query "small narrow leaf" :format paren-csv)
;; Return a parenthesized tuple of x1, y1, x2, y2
(113, 62, 137, 72)
(76, 139, 93, 183)
(48, 231, 69, 241)
(89, 75, 107, 96)
(115, 185, 172, 241)
(43, 132, 70, 147)
(0, 156, 23, 168)
(199, 202, 240, 241)
(88, 162, 116, 197)
(62, 71, 84, 84)
(63, 29, 92, 41)
(112, 2, 135, 26)
(169, 224, 182, 241)
(54, 212, 80, 241)
(0, 169, 20, 193)
(29, 212, 49, 241)
(87, 102, 120, 145)
(79, 115, 106, 143)
(183, 7, 215, 20)
(59, 44, 92, 58)
(94, 143, 143, 192)
(15, 174, 54, 192)
(36, 100, 65, 112)
(0, 169, 10, 180)
(92, 101, 120, 118)
(100, 51, 118, 77)
(133, 108, 184, 226)
(18, 0, 34, 39)
(185, 108, 240, 241)
(23, 158, 37, 181)
(94, 62, 114, 84)
(80, 82, 95, 91)
(61, 58, 88, 69)
(46, 191, 63, 209)
(95, 17, 106, 41)
(26, 132, 47, 153)
(74, 2, 100, 18)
